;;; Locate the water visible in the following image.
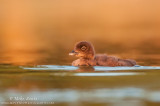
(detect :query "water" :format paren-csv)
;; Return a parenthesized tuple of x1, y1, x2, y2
(0, 41, 159, 106)
(0, 64, 160, 106)
(0, 43, 159, 106)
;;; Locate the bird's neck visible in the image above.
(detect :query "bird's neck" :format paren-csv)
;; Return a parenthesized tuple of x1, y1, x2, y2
(81, 54, 95, 60)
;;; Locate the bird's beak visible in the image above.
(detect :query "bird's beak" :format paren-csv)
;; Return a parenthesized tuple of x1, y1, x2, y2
(69, 50, 77, 56)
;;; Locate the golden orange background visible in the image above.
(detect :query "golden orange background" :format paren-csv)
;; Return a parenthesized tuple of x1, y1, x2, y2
(0, 0, 160, 65)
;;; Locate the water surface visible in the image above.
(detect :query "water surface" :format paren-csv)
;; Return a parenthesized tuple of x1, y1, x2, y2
(0, 64, 160, 106)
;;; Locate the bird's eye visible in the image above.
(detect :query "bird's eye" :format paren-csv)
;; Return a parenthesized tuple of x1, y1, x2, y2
(81, 46, 86, 50)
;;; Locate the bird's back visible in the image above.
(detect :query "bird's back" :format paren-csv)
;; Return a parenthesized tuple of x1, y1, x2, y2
(94, 54, 136, 66)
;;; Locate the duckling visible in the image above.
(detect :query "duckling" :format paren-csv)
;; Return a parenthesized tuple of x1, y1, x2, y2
(69, 41, 136, 66)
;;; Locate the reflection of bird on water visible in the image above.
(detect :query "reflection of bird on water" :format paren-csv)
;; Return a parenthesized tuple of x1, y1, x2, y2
(75, 66, 95, 72)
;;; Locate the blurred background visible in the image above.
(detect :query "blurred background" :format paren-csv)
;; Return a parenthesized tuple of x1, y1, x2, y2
(0, 0, 160, 65)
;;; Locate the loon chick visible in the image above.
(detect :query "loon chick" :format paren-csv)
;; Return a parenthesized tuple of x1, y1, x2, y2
(69, 41, 136, 66)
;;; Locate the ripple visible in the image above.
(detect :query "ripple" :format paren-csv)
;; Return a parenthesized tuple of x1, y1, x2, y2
(22, 65, 160, 71)
(73, 72, 144, 76)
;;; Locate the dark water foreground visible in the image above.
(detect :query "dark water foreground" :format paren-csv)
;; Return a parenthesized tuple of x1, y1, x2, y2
(0, 65, 160, 106)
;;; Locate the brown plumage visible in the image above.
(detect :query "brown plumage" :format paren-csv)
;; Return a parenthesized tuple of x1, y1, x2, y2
(69, 41, 136, 66)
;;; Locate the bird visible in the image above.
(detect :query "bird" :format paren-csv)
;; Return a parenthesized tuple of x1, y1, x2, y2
(69, 41, 136, 67)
